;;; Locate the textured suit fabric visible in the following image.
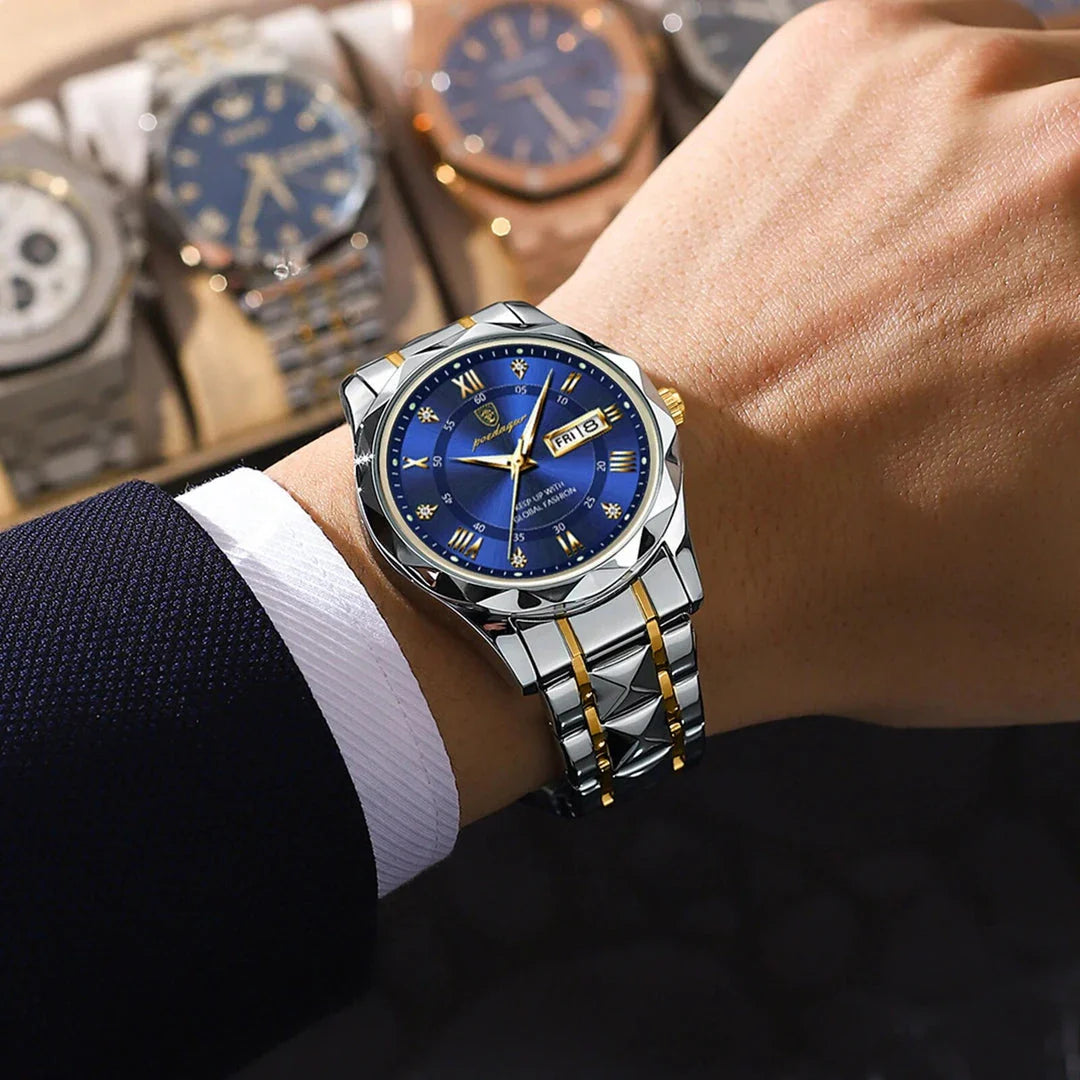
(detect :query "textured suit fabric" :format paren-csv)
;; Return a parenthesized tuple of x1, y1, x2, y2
(0, 482, 377, 1079)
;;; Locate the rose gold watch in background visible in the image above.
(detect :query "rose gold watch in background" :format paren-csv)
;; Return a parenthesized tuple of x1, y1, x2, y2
(408, 0, 660, 303)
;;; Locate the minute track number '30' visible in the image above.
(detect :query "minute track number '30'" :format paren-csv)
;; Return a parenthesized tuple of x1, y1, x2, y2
(381, 342, 657, 583)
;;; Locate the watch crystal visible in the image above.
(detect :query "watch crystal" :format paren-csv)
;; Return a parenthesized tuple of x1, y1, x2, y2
(438, 1, 623, 167)
(380, 341, 658, 583)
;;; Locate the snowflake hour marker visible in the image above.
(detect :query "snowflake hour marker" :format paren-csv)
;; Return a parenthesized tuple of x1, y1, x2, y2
(417, 406, 440, 423)
(602, 502, 623, 520)
(510, 357, 529, 379)
(510, 547, 528, 569)
(416, 504, 438, 521)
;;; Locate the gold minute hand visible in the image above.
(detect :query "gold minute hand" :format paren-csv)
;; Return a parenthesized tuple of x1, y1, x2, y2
(519, 371, 553, 462)
(506, 371, 554, 560)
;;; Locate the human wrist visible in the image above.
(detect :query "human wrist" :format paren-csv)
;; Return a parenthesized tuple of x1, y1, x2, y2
(267, 425, 562, 827)
(542, 278, 853, 735)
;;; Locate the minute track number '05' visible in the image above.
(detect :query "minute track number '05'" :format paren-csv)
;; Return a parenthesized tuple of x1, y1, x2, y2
(381, 342, 656, 582)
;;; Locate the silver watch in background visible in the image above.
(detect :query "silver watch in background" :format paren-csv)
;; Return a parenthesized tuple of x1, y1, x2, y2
(141, 16, 384, 410)
(0, 120, 145, 502)
(343, 302, 705, 817)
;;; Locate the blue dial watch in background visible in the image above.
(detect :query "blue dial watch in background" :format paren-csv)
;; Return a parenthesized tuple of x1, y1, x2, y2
(143, 14, 385, 410)
(438, 1, 623, 167)
(162, 71, 373, 263)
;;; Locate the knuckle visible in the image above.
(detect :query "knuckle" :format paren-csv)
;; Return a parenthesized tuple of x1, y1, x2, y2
(942, 30, 1037, 96)
(770, 0, 920, 59)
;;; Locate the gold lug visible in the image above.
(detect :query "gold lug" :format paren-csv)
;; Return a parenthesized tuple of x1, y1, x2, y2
(658, 387, 686, 427)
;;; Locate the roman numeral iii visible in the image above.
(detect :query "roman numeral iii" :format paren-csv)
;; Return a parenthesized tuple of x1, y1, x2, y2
(448, 528, 484, 559)
(556, 531, 584, 556)
(610, 451, 637, 473)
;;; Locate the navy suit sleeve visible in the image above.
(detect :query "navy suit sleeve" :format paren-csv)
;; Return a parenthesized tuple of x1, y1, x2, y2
(0, 482, 378, 1079)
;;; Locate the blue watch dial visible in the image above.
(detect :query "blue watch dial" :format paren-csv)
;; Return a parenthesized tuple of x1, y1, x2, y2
(438, 2, 621, 166)
(163, 71, 370, 259)
(379, 342, 657, 582)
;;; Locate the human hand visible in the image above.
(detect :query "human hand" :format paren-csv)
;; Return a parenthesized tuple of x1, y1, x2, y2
(547, 0, 1080, 732)
(271, 0, 1080, 823)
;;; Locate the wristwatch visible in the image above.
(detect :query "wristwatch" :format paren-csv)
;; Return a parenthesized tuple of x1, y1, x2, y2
(342, 302, 704, 816)
(0, 113, 145, 502)
(660, 0, 816, 122)
(409, 0, 660, 302)
(141, 15, 384, 410)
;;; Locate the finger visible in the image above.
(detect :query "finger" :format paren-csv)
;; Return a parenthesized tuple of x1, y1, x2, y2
(895, 0, 1044, 28)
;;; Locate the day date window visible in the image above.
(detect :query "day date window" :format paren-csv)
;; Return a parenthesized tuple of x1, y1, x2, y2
(543, 409, 612, 458)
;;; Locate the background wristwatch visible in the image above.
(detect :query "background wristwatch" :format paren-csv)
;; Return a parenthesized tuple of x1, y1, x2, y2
(0, 107, 149, 501)
(659, 0, 817, 119)
(409, 0, 660, 303)
(343, 301, 704, 816)
(142, 15, 385, 411)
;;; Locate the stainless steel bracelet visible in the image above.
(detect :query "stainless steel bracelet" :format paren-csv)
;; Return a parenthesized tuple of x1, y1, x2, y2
(241, 244, 385, 411)
(349, 301, 704, 816)
(0, 347, 137, 502)
(137, 15, 275, 94)
(519, 547, 705, 817)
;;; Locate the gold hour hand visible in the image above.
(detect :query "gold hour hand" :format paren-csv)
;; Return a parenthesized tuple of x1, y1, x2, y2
(454, 453, 537, 471)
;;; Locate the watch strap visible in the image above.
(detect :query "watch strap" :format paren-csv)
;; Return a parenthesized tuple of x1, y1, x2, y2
(0, 326, 138, 502)
(523, 546, 705, 816)
(242, 242, 386, 410)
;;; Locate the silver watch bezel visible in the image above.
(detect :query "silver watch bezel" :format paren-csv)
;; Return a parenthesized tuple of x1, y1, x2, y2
(148, 61, 378, 274)
(348, 316, 684, 621)
(0, 135, 128, 373)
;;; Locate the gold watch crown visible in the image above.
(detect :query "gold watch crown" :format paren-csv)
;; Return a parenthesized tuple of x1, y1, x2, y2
(657, 387, 686, 427)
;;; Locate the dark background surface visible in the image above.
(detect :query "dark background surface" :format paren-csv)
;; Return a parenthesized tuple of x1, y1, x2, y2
(237, 716, 1080, 1078)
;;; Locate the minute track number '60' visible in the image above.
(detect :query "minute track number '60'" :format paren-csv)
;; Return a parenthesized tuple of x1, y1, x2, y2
(380, 342, 657, 583)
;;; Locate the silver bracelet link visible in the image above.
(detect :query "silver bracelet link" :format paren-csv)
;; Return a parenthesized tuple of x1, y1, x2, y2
(0, 364, 137, 502)
(137, 16, 268, 90)
(519, 547, 705, 817)
(242, 244, 386, 410)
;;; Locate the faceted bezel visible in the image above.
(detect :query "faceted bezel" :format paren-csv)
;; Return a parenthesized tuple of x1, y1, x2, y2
(374, 338, 664, 588)
(347, 317, 684, 620)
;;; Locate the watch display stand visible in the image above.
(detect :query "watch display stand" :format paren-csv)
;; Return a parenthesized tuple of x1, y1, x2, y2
(0, 1, 444, 528)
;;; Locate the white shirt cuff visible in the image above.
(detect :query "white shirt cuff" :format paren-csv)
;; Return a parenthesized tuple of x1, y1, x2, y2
(177, 467, 459, 897)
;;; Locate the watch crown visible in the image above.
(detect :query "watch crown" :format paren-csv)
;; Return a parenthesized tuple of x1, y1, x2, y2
(657, 387, 686, 427)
